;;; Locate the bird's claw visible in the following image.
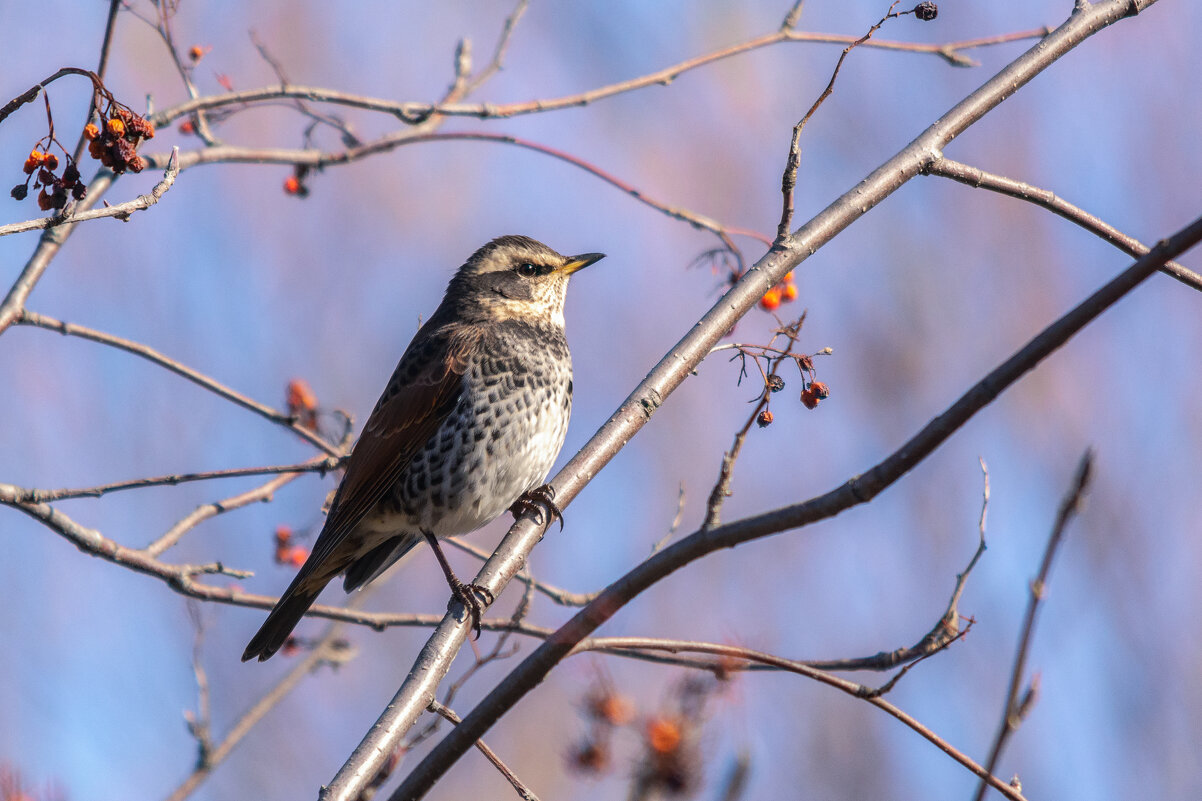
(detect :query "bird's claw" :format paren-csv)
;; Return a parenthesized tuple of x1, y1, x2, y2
(450, 579, 494, 639)
(510, 484, 564, 531)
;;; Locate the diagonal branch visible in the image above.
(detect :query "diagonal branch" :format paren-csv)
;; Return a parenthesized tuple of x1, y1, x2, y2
(392, 212, 1197, 797)
(924, 157, 1202, 292)
(971, 450, 1094, 801)
(15, 309, 343, 457)
(317, 5, 1160, 799)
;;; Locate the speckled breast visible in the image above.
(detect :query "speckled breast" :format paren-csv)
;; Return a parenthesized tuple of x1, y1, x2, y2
(388, 319, 572, 537)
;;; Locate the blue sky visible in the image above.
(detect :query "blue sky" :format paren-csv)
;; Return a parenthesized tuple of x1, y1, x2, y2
(2, 2, 1200, 800)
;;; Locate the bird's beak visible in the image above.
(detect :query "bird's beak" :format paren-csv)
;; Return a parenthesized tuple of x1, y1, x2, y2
(559, 252, 606, 275)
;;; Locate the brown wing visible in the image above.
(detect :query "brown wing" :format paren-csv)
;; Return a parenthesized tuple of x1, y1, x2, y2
(300, 325, 472, 577)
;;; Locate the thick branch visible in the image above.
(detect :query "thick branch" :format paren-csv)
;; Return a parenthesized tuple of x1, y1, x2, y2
(318, 5, 1159, 799)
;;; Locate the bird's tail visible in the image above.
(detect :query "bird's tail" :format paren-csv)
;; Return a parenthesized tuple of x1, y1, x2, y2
(242, 571, 330, 662)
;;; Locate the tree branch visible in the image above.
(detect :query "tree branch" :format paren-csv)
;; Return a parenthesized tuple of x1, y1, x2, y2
(391, 204, 1196, 798)
(924, 156, 1202, 292)
(317, 5, 1160, 798)
(971, 450, 1094, 801)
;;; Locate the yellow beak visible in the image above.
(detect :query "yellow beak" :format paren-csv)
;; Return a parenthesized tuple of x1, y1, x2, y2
(559, 252, 606, 275)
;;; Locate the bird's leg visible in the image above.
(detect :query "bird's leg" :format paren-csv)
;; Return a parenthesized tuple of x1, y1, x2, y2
(423, 531, 493, 638)
(510, 483, 564, 531)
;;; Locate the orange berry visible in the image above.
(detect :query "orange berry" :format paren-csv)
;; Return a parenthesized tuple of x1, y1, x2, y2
(43, 153, 58, 171)
(29, 149, 45, 164)
(589, 692, 635, 726)
(783, 282, 798, 302)
(646, 718, 682, 754)
(22, 158, 38, 175)
(84, 123, 100, 140)
(274, 525, 293, 545)
(286, 378, 317, 412)
(759, 287, 782, 311)
(810, 381, 829, 399)
(188, 44, 207, 62)
(287, 547, 309, 567)
(784, 271, 794, 282)
(106, 118, 125, 137)
(801, 388, 818, 409)
(283, 175, 301, 195)
(178, 119, 195, 135)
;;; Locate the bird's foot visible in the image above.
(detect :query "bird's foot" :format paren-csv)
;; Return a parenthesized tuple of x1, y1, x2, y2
(510, 484, 564, 531)
(449, 578, 494, 639)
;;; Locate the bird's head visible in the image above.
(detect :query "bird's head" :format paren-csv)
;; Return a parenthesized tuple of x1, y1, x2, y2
(443, 235, 605, 327)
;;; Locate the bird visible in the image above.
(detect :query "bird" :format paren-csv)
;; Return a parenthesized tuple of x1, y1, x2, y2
(242, 235, 604, 661)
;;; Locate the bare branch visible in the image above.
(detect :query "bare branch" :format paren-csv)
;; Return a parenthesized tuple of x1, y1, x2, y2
(389, 206, 1196, 799)
(14, 309, 343, 457)
(163, 599, 363, 801)
(12, 454, 341, 504)
(321, 6, 1161, 797)
(0, 147, 179, 237)
(925, 156, 1202, 292)
(426, 701, 540, 801)
(463, 0, 531, 95)
(972, 450, 1094, 801)
(150, 27, 1047, 127)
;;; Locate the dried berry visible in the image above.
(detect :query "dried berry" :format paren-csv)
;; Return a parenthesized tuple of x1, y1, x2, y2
(11, 184, 28, 200)
(914, 2, 938, 20)
(36, 188, 53, 210)
(63, 162, 80, 185)
(801, 388, 818, 409)
(810, 381, 829, 399)
(71, 182, 86, 200)
(106, 117, 125, 137)
(84, 122, 101, 140)
(757, 409, 774, 427)
(767, 375, 785, 393)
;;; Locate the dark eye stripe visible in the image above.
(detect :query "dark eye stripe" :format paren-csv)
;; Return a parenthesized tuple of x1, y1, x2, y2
(516, 262, 552, 277)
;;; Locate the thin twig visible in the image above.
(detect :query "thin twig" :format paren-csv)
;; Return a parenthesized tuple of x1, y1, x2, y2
(972, 450, 1094, 801)
(143, 131, 767, 253)
(464, 0, 531, 95)
(15, 309, 343, 457)
(162, 596, 364, 801)
(924, 156, 1202, 292)
(777, 3, 905, 242)
(152, 27, 1047, 129)
(426, 701, 540, 801)
(0, 149, 179, 237)
(12, 455, 340, 504)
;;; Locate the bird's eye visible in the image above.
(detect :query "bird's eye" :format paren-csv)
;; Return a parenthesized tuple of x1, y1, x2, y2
(516, 262, 540, 277)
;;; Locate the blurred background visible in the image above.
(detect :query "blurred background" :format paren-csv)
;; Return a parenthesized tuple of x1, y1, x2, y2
(1, 1, 1200, 799)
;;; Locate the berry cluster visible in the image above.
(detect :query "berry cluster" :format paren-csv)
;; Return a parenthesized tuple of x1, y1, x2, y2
(569, 670, 734, 796)
(12, 148, 85, 209)
(84, 106, 155, 174)
(273, 525, 309, 568)
(759, 270, 799, 311)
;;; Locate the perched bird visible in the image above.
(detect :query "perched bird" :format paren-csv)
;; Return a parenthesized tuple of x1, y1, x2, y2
(243, 235, 604, 661)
